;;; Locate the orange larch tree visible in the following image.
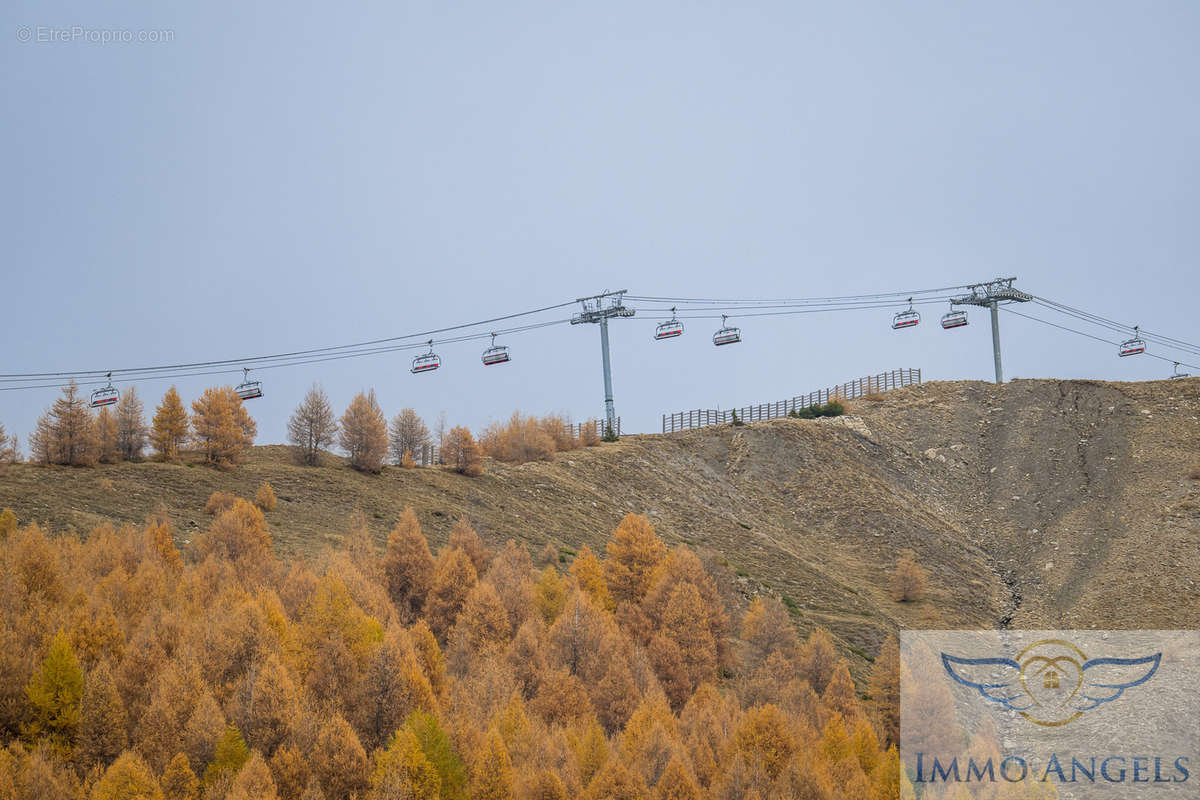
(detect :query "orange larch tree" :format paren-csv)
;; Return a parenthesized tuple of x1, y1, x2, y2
(96, 406, 121, 463)
(150, 386, 189, 461)
(115, 385, 148, 460)
(191, 386, 257, 466)
(339, 390, 388, 473)
(383, 508, 435, 622)
(424, 548, 478, 642)
(604, 514, 667, 607)
(30, 380, 98, 466)
(442, 426, 483, 476)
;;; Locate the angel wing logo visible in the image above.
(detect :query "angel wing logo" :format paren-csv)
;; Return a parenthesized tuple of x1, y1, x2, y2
(941, 639, 1161, 727)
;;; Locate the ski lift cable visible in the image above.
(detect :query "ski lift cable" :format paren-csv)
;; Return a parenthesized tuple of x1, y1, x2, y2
(632, 296, 957, 315)
(6, 283, 1197, 394)
(0, 299, 579, 380)
(641, 296, 956, 320)
(1032, 296, 1200, 355)
(0, 320, 569, 389)
(1001, 307, 1200, 371)
(0, 318, 572, 392)
(1031, 300, 1200, 358)
(625, 284, 968, 305)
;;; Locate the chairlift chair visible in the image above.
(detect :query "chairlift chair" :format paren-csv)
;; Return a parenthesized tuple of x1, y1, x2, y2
(941, 309, 968, 329)
(1170, 362, 1190, 379)
(235, 368, 263, 400)
(89, 373, 119, 408)
(481, 333, 510, 366)
(892, 298, 920, 330)
(654, 307, 684, 341)
(412, 340, 442, 373)
(712, 315, 742, 346)
(1118, 326, 1146, 357)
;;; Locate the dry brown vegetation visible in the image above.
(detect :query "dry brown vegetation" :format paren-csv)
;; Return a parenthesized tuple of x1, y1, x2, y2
(286, 385, 338, 467)
(114, 388, 148, 462)
(442, 427, 483, 477)
(579, 421, 601, 447)
(22, 382, 598, 480)
(0, 506, 902, 799)
(191, 387, 258, 467)
(22, 381, 260, 471)
(29, 381, 99, 467)
(204, 492, 238, 516)
(888, 552, 927, 603)
(339, 390, 389, 474)
(254, 482, 278, 513)
(389, 410, 430, 468)
(0, 422, 20, 467)
(480, 413, 583, 464)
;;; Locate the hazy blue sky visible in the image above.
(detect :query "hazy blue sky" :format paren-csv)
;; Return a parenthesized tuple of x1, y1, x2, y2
(3, 1, 1198, 445)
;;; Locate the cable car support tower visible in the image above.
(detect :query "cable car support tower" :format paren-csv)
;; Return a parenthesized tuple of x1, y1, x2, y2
(950, 277, 1032, 383)
(571, 289, 635, 436)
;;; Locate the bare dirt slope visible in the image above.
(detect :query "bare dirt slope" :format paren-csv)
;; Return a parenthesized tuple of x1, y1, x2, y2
(3, 378, 1198, 677)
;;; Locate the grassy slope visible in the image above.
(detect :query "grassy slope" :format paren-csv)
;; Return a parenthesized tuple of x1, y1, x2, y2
(3, 378, 1198, 679)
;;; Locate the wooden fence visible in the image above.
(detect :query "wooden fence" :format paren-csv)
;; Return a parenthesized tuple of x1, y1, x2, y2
(661, 368, 921, 433)
(562, 417, 622, 441)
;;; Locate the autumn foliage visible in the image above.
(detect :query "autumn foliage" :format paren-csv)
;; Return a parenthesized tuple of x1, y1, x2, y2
(889, 551, 927, 602)
(339, 390, 389, 473)
(191, 387, 257, 466)
(30, 381, 98, 466)
(151, 387, 190, 462)
(0, 506, 903, 800)
(287, 384, 339, 467)
(0, 422, 20, 466)
(205, 491, 239, 516)
(442, 426, 484, 477)
(255, 482, 278, 512)
(480, 413, 584, 464)
(390, 409, 430, 467)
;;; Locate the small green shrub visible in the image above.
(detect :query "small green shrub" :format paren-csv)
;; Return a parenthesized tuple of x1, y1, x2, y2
(848, 645, 874, 662)
(788, 400, 846, 419)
